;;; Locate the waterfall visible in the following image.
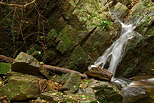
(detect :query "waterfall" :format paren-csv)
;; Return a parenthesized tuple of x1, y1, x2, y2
(90, 19, 136, 77)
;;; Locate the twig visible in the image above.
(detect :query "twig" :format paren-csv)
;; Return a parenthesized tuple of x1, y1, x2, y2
(0, 0, 36, 8)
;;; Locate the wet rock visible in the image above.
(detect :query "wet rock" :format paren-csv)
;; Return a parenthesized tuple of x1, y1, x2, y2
(11, 52, 44, 78)
(85, 67, 112, 81)
(0, 74, 47, 100)
(112, 78, 131, 90)
(128, 77, 154, 101)
(113, 2, 128, 19)
(122, 86, 150, 103)
(126, 0, 154, 34)
(59, 72, 81, 93)
(79, 79, 123, 103)
(0, 62, 11, 75)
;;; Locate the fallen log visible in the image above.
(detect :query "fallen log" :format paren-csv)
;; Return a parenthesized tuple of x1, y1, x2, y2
(0, 54, 87, 78)
(0, 55, 14, 63)
(41, 65, 87, 78)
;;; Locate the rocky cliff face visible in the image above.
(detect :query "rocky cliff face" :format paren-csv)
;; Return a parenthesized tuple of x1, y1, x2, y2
(0, 0, 154, 76)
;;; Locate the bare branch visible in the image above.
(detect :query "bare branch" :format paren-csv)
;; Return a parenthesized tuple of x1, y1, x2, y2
(0, 0, 36, 8)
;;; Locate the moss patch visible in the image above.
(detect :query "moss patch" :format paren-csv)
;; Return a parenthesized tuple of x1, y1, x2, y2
(56, 25, 75, 54)
(69, 46, 89, 72)
(0, 62, 11, 75)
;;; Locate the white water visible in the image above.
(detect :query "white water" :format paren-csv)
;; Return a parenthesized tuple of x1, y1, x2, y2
(90, 19, 136, 77)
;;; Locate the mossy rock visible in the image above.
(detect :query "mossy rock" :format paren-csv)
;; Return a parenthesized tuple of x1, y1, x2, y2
(59, 72, 81, 93)
(56, 25, 76, 54)
(0, 75, 46, 100)
(68, 46, 90, 72)
(80, 79, 123, 103)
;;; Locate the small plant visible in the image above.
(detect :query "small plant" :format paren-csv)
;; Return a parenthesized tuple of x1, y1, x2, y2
(99, 19, 112, 30)
(90, 13, 112, 30)
(91, 18, 112, 30)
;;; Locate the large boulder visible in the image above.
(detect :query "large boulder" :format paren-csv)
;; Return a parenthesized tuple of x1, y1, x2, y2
(0, 74, 47, 100)
(79, 79, 123, 103)
(11, 52, 45, 78)
(113, 2, 128, 19)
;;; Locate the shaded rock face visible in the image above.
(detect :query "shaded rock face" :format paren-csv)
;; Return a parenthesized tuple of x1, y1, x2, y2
(116, 35, 154, 78)
(30, 0, 119, 72)
(0, 6, 14, 57)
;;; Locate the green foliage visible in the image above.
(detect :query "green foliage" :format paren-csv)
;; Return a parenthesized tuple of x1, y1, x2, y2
(96, 19, 112, 30)
(78, 11, 112, 30)
(70, 0, 76, 7)
(90, 13, 111, 29)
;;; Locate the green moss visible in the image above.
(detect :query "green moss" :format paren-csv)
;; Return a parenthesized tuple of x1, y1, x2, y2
(0, 62, 11, 74)
(47, 28, 58, 41)
(73, 0, 112, 30)
(69, 0, 79, 7)
(56, 26, 74, 54)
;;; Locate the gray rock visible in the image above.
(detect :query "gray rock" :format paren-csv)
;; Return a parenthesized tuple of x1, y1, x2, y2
(11, 52, 45, 78)
(59, 72, 81, 93)
(13, 52, 40, 67)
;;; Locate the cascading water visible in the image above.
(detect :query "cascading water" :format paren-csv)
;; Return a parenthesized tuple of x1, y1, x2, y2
(90, 19, 136, 79)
